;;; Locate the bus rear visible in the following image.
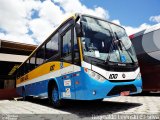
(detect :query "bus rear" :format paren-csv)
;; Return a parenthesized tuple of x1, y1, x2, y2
(130, 23, 160, 92)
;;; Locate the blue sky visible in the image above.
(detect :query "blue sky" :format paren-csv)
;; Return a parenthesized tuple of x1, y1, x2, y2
(81, 0, 160, 27)
(0, 0, 160, 44)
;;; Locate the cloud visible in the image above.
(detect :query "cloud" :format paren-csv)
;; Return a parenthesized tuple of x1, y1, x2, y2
(39, 0, 64, 25)
(124, 23, 151, 35)
(124, 15, 160, 35)
(112, 20, 121, 25)
(149, 15, 160, 23)
(29, 18, 55, 43)
(112, 19, 151, 35)
(53, 0, 109, 19)
(0, 0, 157, 44)
(0, 0, 41, 44)
(0, 0, 109, 45)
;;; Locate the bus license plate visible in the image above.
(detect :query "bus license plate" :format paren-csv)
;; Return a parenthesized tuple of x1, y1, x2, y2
(120, 91, 130, 96)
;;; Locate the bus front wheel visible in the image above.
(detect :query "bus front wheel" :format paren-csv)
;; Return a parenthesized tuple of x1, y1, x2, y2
(49, 84, 63, 108)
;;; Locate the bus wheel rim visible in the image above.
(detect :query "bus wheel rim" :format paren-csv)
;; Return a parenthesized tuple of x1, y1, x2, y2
(52, 88, 59, 102)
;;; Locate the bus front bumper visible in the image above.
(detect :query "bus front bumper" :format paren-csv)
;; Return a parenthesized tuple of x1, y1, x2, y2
(75, 77, 142, 100)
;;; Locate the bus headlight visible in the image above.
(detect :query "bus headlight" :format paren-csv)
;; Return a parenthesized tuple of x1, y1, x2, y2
(84, 68, 106, 82)
(136, 73, 141, 80)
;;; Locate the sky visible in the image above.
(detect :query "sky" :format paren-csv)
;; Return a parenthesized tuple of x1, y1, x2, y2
(0, 0, 160, 45)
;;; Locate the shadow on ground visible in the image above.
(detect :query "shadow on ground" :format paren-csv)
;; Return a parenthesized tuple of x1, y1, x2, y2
(131, 91, 160, 97)
(25, 98, 142, 117)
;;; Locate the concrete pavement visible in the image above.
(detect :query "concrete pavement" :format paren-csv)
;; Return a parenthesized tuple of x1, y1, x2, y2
(0, 94, 160, 120)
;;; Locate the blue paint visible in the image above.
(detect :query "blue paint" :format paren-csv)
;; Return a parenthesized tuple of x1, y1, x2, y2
(73, 68, 142, 100)
(52, 88, 59, 102)
(16, 67, 142, 100)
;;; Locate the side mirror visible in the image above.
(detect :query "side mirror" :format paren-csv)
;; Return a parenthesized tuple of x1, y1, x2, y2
(75, 23, 83, 37)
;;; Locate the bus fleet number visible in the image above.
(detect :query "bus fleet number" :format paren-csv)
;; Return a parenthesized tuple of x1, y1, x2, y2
(109, 74, 118, 79)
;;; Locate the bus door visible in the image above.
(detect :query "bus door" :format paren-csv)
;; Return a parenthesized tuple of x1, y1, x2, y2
(59, 26, 76, 99)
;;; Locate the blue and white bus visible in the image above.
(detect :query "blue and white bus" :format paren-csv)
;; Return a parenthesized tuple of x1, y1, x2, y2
(16, 13, 142, 107)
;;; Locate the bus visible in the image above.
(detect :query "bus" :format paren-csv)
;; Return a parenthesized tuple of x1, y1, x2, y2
(16, 13, 142, 108)
(130, 23, 160, 92)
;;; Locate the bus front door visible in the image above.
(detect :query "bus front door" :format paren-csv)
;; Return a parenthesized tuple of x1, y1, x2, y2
(59, 26, 76, 99)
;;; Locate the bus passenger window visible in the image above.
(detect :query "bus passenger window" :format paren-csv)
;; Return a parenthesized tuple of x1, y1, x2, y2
(46, 33, 58, 60)
(62, 29, 71, 56)
(30, 53, 36, 71)
(36, 45, 45, 66)
(21, 65, 25, 76)
(18, 67, 22, 78)
(25, 60, 30, 73)
(62, 29, 72, 63)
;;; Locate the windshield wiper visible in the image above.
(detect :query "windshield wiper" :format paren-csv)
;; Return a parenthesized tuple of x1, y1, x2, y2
(104, 32, 121, 64)
(114, 32, 135, 64)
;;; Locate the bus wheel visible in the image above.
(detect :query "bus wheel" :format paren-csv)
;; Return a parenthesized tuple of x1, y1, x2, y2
(94, 99, 103, 102)
(96, 99, 103, 102)
(92, 99, 103, 103)
(50, 85, 63, 108)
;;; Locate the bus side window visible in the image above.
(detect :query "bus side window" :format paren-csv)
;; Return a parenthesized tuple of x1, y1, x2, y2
(36, 45, 45, 66)
(24, 60, 29, 74)
(46, 33, 59, 60)
(17, 69, 20, 78)
(30, 53, 36, 71)
(19, 67, 22, 78)
(21, 65, 24, 76)
(61, 28, 72, 63)
(26, 59, 30, 73)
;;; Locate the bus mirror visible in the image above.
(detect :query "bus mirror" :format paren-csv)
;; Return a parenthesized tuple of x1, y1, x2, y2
(75, 23, 83, 37)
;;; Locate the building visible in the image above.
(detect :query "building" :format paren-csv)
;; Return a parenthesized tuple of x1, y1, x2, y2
(0, 39, 37, 89)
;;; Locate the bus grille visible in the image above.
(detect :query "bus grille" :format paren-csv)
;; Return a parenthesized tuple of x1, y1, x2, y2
(107, 84, 137, 96)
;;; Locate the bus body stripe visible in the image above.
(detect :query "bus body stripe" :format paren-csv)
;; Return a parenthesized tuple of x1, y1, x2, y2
(16, 61, 71, 86)
(16, 65, 81, 87)
(81, 61, 140, 80)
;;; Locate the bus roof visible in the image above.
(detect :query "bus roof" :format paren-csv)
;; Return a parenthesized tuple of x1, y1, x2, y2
(129, 23, 160, 39)
(17, 13, 77, 70)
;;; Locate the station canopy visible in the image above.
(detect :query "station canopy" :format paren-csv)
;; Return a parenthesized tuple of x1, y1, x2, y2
(0, 39, 37, 80)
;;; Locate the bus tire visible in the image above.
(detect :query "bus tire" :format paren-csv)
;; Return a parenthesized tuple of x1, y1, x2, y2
(49, 84, 63, 108)
(97, 99, 103, 102)
(93, 99, 103, 102)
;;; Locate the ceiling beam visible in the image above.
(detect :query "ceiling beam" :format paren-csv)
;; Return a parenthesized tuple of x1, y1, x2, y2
(0, 53, 28, 62)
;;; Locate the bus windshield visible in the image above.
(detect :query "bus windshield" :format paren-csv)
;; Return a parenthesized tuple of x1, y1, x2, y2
(81, 16, 138, 63)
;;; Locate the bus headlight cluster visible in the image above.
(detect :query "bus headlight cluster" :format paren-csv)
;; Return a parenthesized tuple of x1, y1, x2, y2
(84, 68, 106, 82)
(136, 73, 141, 80)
